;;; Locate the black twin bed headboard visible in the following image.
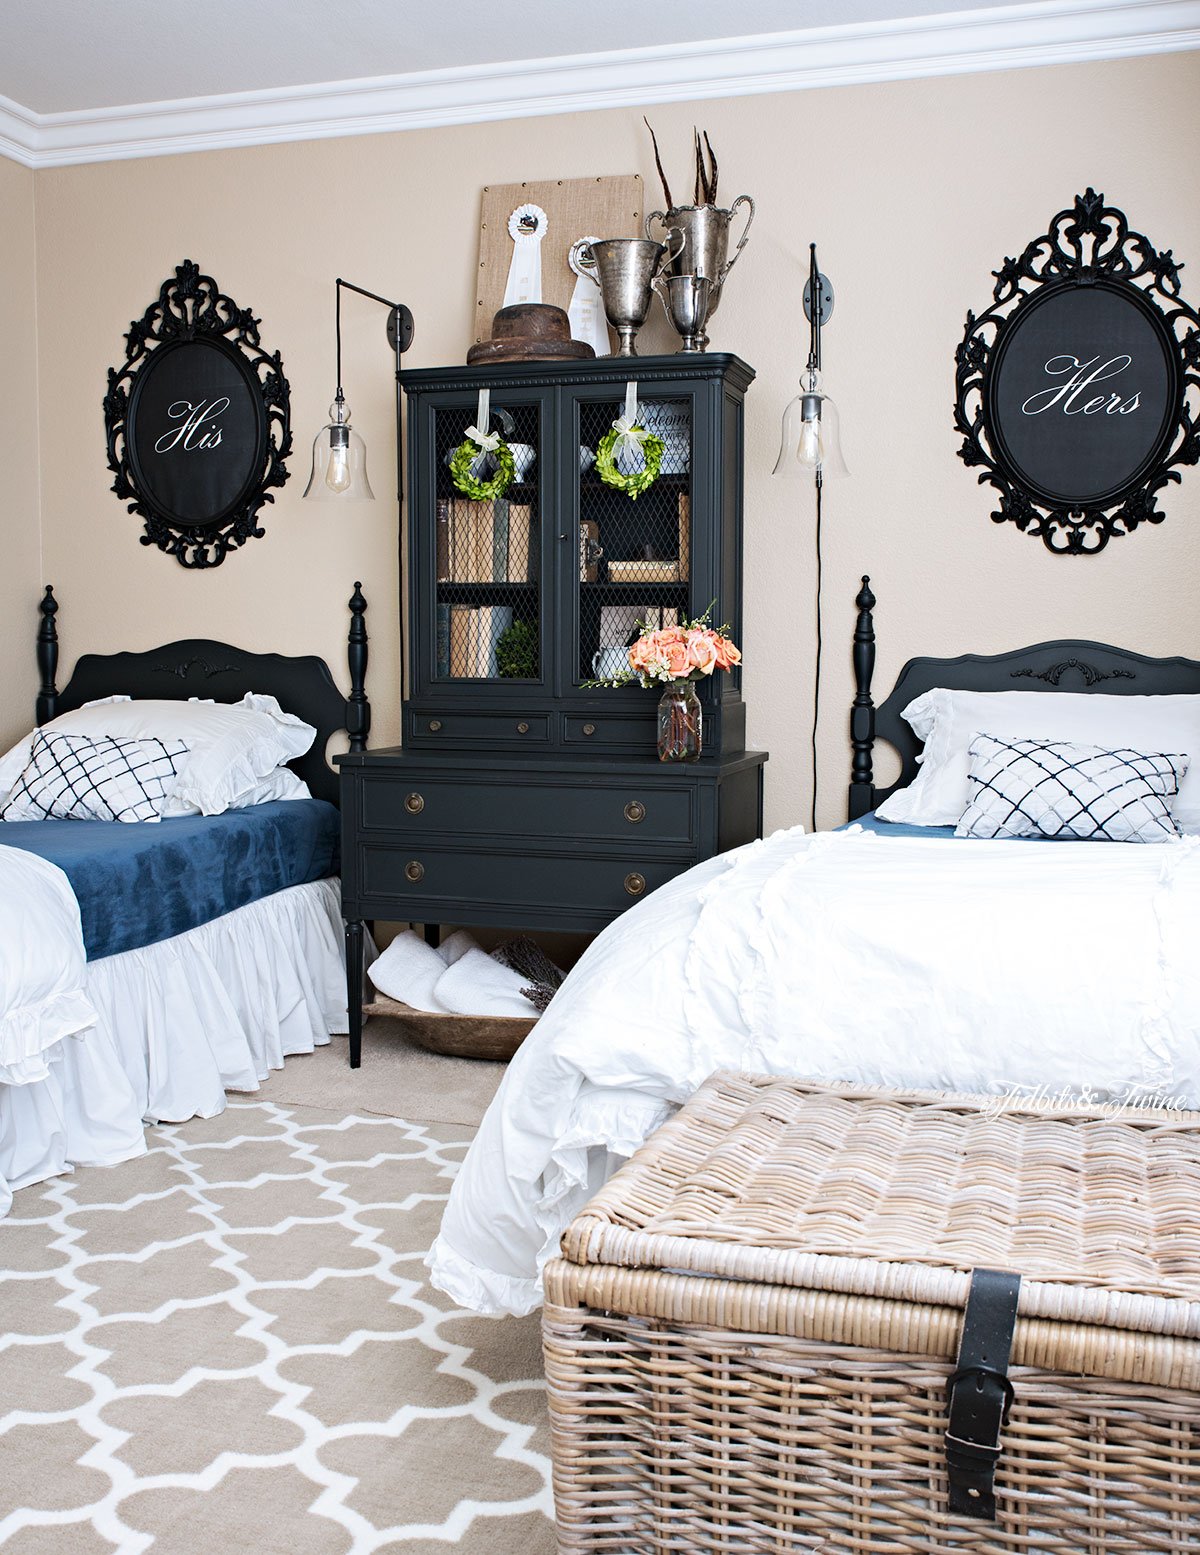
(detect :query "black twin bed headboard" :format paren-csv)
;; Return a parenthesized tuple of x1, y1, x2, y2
(848, 575, 1200, 820)
(35, 584, 371, 808)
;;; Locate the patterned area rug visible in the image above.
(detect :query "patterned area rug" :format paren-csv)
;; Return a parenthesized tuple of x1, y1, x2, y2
(0, 1101, 554, 1554)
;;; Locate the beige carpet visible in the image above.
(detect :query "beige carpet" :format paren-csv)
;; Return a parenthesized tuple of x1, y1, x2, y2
(0, 1020, 555, 1554)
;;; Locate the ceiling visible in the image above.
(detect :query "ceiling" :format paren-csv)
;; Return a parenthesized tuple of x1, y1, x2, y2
(0, 0, 1058, 113)
(1, 0, 1196, 167)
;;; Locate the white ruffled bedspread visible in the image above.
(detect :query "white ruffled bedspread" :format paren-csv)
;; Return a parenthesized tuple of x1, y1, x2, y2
(0, 878, 351, 1217)
(0, 845, 96, 1089)
(429, 826, 1200, 1316)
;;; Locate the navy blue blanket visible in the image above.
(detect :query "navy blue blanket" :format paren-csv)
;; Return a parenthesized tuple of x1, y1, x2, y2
(844, 811, 1045, 840)
(844, 810, 957, 840)
(0, 799, 339, 961)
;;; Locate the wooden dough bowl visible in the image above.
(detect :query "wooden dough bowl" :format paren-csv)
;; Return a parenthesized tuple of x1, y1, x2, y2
(363, 995, 535, 1061)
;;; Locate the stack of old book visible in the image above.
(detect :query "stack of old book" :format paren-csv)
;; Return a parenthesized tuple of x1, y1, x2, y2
(436, 497, 533, 677)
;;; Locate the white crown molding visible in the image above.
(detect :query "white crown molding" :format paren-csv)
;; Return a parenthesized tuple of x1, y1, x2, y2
(2, 0, 1198, 169)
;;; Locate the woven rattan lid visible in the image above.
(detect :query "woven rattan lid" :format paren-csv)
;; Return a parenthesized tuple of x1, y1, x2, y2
(562, 1072, 1200, 1348)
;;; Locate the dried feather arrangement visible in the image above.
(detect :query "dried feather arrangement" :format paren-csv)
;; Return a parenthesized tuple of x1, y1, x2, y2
(644, 119, 720, 207)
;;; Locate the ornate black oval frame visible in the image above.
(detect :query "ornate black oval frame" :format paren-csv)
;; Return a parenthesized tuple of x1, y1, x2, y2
(104, 260, 291, 568)
(954, 189, 1200, 554)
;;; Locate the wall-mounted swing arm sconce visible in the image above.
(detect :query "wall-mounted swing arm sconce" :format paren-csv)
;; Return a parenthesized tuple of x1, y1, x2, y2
(772, 242, 849, 834)
(773, 244, 847, 484)
(304, 278, 415, 502)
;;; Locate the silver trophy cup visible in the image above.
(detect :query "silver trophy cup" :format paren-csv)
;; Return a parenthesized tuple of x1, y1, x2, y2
(653, 273, 714, 353)
(644, 196, 754, 322)
(572, 233, 683, 357)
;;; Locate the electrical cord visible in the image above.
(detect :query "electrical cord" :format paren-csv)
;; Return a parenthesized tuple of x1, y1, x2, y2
(812, 470, 823, 833)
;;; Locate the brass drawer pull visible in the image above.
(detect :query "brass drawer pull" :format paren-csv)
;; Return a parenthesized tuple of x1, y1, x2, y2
(516, 721, 530, 734)
(427, 719, 442, 732)
(624, 800, 646, 824)
(582, 722, 596, 736)
(404, 792, 424, 814)
(624, 872, 646, 897)
(405, 860, 425, 883)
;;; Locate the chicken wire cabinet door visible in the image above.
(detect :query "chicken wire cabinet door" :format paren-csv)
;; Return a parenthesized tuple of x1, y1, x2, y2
(402, 354, 755, 760)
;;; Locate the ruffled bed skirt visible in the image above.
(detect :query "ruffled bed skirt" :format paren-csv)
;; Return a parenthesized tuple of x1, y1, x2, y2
(0, 879, 351, 1216)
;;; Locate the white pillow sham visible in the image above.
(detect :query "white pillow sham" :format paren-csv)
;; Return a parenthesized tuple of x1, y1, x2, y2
(0, 694, 315, 818)
(955, 733, 1187, 843)
(2, 731, 190, 824)
(876, 689, 1200, 832)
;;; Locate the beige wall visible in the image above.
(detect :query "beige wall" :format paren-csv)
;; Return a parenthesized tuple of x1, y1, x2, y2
(0, 157, 41, 747)
(21, 50, 1200, 828)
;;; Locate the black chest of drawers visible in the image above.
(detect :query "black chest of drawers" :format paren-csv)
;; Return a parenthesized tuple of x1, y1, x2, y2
(338, 746, 766, 1065)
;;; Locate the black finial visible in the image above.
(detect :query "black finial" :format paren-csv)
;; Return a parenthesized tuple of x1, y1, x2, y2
(37, 586, 60, 726)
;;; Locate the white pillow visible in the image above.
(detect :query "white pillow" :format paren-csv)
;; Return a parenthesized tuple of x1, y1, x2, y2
(233, 767, 312, 806)
(876, 689, 1200, 832)
(955, 734, 1187, 843)
(2, 731, 189, 823)
(0, 694, 316, 818)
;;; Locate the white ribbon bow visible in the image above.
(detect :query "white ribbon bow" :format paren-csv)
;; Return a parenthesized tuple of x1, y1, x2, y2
(465, 425, 501, 452)
(466, 388, 500, 452)
(612, 382, 647, 460)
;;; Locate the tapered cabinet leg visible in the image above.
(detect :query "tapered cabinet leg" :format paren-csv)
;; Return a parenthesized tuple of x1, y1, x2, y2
(423, 922, 440, 949)
(345, 919, 365, 1069)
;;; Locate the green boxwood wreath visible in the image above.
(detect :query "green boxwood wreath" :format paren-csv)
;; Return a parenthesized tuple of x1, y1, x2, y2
(450, 437, 515, 501)
(595, 426, 664, 500)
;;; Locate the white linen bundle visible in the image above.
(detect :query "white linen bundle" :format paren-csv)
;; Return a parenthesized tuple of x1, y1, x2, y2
(368, 930, 543, 1017)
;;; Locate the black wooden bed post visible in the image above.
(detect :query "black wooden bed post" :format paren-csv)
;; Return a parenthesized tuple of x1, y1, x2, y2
(848, 575, 876, 821)
(37, 586, 59, 726)
(345, 581, 369, 1070)
(346, 582, 370, 753)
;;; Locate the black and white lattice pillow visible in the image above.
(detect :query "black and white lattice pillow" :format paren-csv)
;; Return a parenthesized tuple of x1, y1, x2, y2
(956, 733, 1188, 843)
(2, 730, 189, 824)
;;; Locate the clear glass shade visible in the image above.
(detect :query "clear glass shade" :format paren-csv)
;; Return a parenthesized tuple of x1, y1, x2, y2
(772, 369, 848, 480)
(304, 399, 374, 501)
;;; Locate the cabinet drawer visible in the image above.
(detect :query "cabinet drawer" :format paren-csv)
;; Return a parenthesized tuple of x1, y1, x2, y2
(562, 712, 655, 751)
(359, 845, 684, 919)
(407, 709, 552, 746)
(358, 773, 696, 847)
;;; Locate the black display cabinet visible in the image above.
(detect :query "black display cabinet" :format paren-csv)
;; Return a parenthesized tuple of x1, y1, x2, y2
(337, 353, 767, 1066)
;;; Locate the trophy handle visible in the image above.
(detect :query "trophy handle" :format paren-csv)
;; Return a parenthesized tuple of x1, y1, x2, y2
(644, 209, 669, 241)
(718, 195, 755, 283)
(657, 227, 685, 274)
(569, 238, 601, 287)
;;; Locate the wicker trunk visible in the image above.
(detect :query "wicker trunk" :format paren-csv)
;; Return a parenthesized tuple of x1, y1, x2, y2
(543, 1072, 1200, 1553)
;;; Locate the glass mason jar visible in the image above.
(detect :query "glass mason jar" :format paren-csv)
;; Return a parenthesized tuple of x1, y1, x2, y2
(657, 678, 702, 762)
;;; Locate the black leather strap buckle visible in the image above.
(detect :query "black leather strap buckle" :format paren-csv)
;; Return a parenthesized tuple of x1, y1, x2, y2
(946, 1365, 1016, 1424)
(944, 1268, 1022, 1522)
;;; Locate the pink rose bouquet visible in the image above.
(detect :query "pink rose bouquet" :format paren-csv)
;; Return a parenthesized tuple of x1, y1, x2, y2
(587, 605, 741, 689)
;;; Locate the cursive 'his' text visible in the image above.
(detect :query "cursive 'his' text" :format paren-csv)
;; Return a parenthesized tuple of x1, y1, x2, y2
(153, 397, 230, 453)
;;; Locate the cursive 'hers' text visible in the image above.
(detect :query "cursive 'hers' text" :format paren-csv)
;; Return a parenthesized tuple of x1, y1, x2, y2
(1020, 354, 1141, 417)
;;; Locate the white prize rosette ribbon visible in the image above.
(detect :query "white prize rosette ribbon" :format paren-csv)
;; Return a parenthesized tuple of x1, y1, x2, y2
(502, 204, 548, 307)
(464, 389, 500, 476)
(567, 236, 610, 355)
(612, 381, 649, 473)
